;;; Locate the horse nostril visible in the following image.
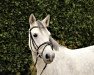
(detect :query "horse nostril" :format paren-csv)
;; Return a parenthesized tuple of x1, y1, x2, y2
(45, 54, 50, 59)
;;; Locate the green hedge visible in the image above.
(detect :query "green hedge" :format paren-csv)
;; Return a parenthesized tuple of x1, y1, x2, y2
(0, 0, 94, 74)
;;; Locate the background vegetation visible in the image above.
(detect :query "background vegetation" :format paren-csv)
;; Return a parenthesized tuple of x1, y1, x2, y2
(0, 0, 94, 75)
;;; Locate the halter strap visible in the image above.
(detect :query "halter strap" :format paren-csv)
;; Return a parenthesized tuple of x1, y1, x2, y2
(29, 26, 53, 54)
(29, 26, 53, 75)
(29, 26, 39, 51)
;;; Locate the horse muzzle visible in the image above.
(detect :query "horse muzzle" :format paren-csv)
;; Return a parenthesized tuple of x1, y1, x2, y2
(43, 52, 55, 64)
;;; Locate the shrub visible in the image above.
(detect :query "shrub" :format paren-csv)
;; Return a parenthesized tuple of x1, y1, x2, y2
(0, 0, 94, 74)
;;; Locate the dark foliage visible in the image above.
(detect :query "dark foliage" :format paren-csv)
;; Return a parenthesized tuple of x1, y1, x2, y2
(0, 0, 94, 74)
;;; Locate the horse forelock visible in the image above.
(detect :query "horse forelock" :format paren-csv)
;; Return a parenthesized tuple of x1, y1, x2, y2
(37, 20, 45, 28)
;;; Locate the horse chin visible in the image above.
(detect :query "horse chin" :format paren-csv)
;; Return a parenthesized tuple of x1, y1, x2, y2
(43, 59, 53, 64)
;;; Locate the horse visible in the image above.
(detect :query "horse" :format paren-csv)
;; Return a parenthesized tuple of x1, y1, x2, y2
(28, 14, 94, 75)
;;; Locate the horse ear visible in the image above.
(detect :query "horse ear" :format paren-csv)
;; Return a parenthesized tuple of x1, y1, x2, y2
(49, 37, 59, 51)
(42, 15, 50, 27)
(29, 14, 36, 24)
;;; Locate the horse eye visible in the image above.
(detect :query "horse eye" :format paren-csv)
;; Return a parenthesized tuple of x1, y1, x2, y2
(33, 33, 38, 37)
